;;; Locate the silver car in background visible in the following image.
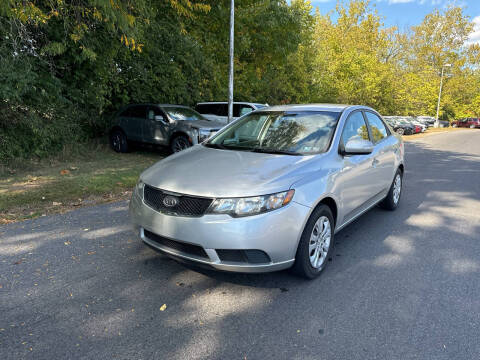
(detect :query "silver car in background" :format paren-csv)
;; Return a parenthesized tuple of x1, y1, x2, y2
(130, 104, 405, 279)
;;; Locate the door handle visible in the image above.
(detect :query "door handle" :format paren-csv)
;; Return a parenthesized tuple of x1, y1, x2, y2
(372, 158, 379, 167)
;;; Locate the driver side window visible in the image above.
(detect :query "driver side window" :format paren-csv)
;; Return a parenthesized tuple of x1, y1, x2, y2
(342, 112, 370, 145)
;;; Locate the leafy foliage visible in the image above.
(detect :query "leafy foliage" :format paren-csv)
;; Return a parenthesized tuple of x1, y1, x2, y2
(1, 0, 480, 162)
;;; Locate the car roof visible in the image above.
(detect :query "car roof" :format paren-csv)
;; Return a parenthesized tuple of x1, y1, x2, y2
(196, 102, 266, 106)
(158, 104, 191, 109)
(124, 103, 191, 108)
(259, 104, 357, 113)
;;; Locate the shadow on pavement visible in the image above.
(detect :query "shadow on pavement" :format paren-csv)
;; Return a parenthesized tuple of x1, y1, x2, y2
(1, 141, 479, 359)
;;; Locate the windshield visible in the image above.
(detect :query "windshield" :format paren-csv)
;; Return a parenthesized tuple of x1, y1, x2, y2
(163, 107, 207, 121)
(206, 111, 340, 155)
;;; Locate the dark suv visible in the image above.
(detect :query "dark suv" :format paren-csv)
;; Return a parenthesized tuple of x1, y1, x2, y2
(110, 104, 223, 153)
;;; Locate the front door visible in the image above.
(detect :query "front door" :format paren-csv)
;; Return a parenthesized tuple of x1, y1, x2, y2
(336, 111, 376, 222)
(144, 106, 169, 145)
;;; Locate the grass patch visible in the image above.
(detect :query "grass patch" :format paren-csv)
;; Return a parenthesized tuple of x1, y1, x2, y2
(0, 142, 164, 223)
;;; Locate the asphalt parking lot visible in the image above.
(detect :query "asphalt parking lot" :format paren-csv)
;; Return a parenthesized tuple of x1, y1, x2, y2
(1, 130, 479, 360)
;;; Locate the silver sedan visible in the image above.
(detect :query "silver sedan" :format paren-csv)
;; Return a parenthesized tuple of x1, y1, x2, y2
(129, 104, 405, 279)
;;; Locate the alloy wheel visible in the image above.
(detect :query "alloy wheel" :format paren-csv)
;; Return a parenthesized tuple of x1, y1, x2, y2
(112, 134, 122, 152)
(393, 174, 402, 205)
(309, 216, 331, 269)
(173, 137, 190, 152)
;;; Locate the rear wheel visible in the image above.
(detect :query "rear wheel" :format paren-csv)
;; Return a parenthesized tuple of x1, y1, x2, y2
(170, 135, 191, 153)
(292, 205, 334, 279)
(110, 129, 129, 153)
(396, 128, 405, 135)
(379, 168, 403, 210)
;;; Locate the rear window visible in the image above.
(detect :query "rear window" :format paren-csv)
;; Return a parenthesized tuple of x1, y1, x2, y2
(120, 106, 146, 119)
(195, 103, 227, 116)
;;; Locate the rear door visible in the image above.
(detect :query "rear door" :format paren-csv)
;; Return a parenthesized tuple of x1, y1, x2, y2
(124, 105, 147, 141)
(364, 111, 396, 195)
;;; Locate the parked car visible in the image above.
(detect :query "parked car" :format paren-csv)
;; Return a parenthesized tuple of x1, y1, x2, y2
(195, 102, 268, 124)
(416, 116, 436, 127)
(383, 116, 414, 135)
(396, 117, 421, 133)
(110, 104, 223, 153)
(130, 104, 405, 279)
(438, 120, 450, 128)
(452, 118, 480, 128)
(403, 116, 426, 132)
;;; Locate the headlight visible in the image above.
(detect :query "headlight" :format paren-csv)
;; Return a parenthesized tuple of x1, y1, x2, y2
(207, 190, 295, 217)
(135, 179, 144, 199)
(198, 129, 211, 142)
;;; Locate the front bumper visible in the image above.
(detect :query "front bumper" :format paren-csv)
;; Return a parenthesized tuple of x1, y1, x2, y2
(129, 191, 311, 273)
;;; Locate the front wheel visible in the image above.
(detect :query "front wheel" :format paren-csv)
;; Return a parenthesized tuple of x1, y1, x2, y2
(379, 169, 403, 211)
(396, 128, 405, 135)
(292, 205, 334, 279)
(170, 135, 191, 153)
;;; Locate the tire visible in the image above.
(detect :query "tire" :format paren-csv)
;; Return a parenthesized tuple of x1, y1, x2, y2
(470, 124, 475, 129)
(292, 205, 335, 279)
(396, 128, 405, 135)
(452, 124, 457, 128)
(170, 135, 191, 153)
(110, 129, 129, 153)
(379, 168, 403, 211)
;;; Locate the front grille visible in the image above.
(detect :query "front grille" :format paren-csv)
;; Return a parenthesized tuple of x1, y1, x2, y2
(143, 184, 213, 217)
(144, 230, 208, 259)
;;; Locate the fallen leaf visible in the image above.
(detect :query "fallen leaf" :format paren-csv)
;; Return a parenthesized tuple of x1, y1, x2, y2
(87, 251, 96, 255)
(60, 169, 70, 175)
(159, 304, 167, 311)
(64, 241, 71, 246)
(52, 202, 62, 206)
(13, 260, 22, 265)
(70, 166, 78, 171)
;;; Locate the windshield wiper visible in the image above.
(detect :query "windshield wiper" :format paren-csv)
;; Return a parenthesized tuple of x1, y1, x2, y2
(204, 143, 225, 150)
(204, 143, 253, 151)
(252, 148, 302, 156)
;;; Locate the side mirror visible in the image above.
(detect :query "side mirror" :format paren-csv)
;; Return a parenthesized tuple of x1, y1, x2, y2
(154, 115, 167, 123)
(343, 138, 374, 155)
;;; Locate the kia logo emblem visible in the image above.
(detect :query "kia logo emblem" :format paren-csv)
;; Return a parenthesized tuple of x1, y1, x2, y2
(163, 195, 179, 207)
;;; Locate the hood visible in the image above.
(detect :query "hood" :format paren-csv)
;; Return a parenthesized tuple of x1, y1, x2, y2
(140, 145, 321, 198)
(178, 119, 223, 130)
